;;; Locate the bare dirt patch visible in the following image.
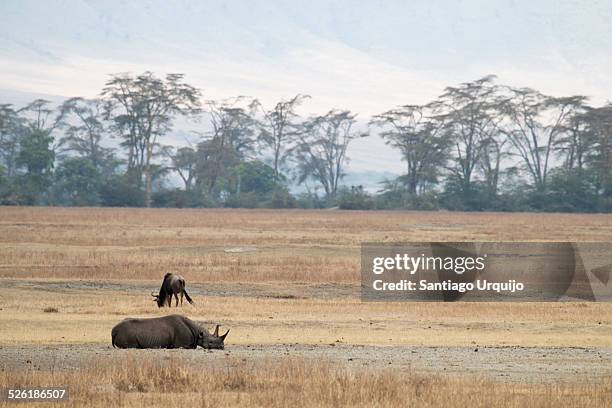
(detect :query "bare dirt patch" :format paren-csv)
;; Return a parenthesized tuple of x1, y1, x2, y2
(1, 344, 610, 385)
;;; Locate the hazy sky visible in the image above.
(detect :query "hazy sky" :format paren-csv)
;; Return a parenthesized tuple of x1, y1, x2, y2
(1, 0, 611, 175)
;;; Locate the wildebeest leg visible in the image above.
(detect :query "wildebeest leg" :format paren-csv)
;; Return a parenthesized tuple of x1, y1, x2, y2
(180, 292, 184, 306)
(175, 293, 179, 307)
(167, 295, 172, 308)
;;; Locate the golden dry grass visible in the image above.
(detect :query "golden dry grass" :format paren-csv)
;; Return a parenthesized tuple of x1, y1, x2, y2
(1, 356, 610, 408)
(0, 206, 611, 349)
(1, 206, 612, 282)
(2, 285, 611, 347)
(1, 207, 611, 406)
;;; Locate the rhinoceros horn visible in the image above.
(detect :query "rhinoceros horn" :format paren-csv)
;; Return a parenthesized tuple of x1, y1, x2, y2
(220, 329, 230, 341)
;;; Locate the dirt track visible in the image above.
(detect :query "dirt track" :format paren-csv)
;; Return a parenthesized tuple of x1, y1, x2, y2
(2, 278, 358, 300)
(1, 343, 610, 385)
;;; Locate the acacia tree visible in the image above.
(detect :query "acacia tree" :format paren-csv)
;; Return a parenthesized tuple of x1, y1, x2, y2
(436, 76, 505, 196)
(0, 104, 24, 179)
(478, 130, 509, 199)
(59, 97, 115, 171)
(15, 127, 55, 204)
(294, 110, 366, 197)
(13, 100, 66, 204)
(102, 72, 201, 207)
(371, 104, 450, 195)
(253, 94, 310, 180)
(555, 103, 591, 171)
(501, 88, 586, 191)
(20, 99, 65, 135)
(19, 99, 66, 157)
(195, 98, 257, 195)
(164, 146, 197, 191)
(580, 104, 612, 196)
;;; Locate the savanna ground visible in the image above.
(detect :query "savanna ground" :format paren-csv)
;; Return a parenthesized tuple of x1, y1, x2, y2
(0, 207, 611, 407)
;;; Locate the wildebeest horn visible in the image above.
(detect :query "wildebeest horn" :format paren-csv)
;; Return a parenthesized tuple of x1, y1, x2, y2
(213, 324, 219, 336)
(151, 291, 158, 299)
(220, 329, 230, 341)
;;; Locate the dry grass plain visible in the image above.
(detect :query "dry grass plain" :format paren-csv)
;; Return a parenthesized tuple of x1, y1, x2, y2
(1, 206, 611, 407)
(1, 356, 610, 408)
(2, 206, 612, 282)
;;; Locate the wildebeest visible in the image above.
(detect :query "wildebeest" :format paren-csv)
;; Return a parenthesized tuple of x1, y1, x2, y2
(111, 314, 229, 349)
(152, 272, 194, 307)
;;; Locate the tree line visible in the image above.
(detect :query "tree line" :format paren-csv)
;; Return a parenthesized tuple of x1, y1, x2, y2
(0, 72, 610, 212)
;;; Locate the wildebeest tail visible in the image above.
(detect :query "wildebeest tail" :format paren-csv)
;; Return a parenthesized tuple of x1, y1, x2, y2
(183, 289, 194, 304)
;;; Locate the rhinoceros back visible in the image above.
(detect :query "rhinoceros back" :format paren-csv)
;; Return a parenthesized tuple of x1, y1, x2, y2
(111, 315, 199, 349)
